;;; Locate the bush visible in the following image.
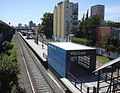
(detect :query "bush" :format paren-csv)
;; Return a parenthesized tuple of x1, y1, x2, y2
(11, 84, 18, 93)
(0, 58, 19, 92)
(0, 41, 13, 54)
(71, 37, 91, 45)
(0, 35, 19, 92)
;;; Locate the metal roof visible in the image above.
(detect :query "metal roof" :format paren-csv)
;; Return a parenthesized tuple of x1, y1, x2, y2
(49, 42, 95, 50)
(0, 20, 15, 30)
(94, 57, 120, 72)
(0, 20, 9, 26)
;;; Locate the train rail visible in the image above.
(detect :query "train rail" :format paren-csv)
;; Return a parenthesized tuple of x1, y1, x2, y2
(16, 32, 64, 93)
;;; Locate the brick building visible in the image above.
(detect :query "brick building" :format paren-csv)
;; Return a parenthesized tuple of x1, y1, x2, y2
(96, 27, 111, 44)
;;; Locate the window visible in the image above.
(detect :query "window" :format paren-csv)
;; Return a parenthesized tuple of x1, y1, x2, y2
(78, 56, 91, 69)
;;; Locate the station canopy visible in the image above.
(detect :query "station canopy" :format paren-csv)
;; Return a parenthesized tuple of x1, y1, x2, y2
(0, 20, 14, 30)
(49, 42, 95, 50)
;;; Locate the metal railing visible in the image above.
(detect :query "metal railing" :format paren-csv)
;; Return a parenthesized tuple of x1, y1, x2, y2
(67, 73, 97, 93)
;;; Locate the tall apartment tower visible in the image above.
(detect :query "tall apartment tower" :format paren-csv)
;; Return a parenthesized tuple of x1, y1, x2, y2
(53, 0, 78, 40)
(91, 5, 105, 23)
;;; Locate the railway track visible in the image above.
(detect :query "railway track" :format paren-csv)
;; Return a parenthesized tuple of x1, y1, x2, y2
(16, 33, 64, 93)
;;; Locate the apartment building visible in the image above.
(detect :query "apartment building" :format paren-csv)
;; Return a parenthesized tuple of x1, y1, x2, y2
(53, 0, 78, 41)
(91, 5, 105, 23)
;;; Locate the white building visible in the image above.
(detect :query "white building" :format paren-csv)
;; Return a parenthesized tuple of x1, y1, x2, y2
(53, 0, 78, 41)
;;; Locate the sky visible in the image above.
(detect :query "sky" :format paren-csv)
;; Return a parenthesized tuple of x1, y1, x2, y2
(0, 0, 120, 26)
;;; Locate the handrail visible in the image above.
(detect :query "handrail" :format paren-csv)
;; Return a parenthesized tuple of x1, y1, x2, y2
(67, 73, 96, 93)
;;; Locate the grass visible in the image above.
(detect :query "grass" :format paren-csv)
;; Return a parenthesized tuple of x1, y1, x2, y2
(11, 35, 17, 50)
(0, 34, 19, 92)
(5, 35, 17, 61)
(96, 56, 111, 64)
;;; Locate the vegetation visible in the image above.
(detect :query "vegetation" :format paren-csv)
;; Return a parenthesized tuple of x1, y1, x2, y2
(0, 58, 19, 92)
(100, 35, 120, 53)
(74, 11, 120, 55)
(0, 41, 13, 56)
(0, 35, 19, 93)
(38, 12, 53, 39)
(97, 56, 111, 64)
(75, 11, 100, 45)
(101, 21, 120, 28)
(71, 37, 91, 46)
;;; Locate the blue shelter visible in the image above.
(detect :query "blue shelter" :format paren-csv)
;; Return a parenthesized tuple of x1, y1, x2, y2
(48, 42, 96, 78)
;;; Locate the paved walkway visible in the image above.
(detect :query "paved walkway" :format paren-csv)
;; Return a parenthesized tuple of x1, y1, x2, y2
(20, 33, 47, 62)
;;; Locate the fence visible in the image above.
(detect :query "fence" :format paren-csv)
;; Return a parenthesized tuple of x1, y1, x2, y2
(67, 73, 97, 93)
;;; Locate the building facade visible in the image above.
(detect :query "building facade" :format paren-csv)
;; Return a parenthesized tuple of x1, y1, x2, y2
(29, 21, 36, 28)
(96, 27, 111, 44)
(96, 27, 120, 44)
(91, 5, 105, 23)
(18, 23, 22, 29)
(53, 0, 78, 41)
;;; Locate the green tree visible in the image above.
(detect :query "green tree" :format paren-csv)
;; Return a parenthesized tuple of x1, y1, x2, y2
(101, 21, 120, 28)
(75, 13, 100, 45)
(40, 12, 53, 38)
(101, 35, 119, 53)
(0, 41, 13, 59)
(85, 10, 89, 20)
(71, 37, 92, 45)
(88, 15, 100, 45)
(0, 58, 19, 93)
(2, 41, 13, 53)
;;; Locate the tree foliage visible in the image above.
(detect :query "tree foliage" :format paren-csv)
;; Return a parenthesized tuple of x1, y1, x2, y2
(100, 35, 120, 53)
(39, 12, 53, 38)
(0, 36, 19, 92)
(0, 41, 13, 54)
(75, 11, 100, 45)
(71, 37, 92, 46)
(0, 57, 19, 92)
(101, 21, 120, 28)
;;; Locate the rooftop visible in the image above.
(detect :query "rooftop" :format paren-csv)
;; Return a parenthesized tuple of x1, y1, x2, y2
(49, 42, 95, 50)
(0, 20, 9, 26)
(92, 4, 105, 7)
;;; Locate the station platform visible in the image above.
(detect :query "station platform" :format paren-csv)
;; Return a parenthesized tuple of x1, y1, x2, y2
(19, 32, 83, 93)
(18, 32, 109, 93)
(19, 32, 47, 62)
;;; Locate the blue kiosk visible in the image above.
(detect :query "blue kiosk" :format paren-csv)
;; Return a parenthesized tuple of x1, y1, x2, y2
(48, 42, 96, 78)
